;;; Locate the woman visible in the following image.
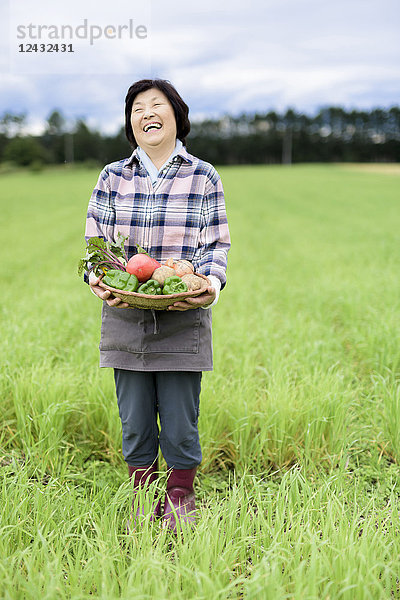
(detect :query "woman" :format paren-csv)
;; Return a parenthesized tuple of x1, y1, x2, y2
(85, 79, 230, 532)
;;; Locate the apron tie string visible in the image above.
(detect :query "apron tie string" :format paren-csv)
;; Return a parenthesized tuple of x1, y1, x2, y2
(151, 309, 159, 334)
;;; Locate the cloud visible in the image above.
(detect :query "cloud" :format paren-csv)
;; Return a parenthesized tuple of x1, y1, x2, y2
(1, 0, 399, 134)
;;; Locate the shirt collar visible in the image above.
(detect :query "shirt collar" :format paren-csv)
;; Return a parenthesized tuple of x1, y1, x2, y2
(126, 140, 193, 169)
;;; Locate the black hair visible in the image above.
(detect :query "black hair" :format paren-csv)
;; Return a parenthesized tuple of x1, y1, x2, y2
(125, 78, 190, 148)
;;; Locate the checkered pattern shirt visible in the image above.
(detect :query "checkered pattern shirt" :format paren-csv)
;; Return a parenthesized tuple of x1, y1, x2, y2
(85, 145, 231, 288)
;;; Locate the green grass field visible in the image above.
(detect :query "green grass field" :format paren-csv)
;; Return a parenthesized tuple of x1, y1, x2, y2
(1, 163, 400, 598)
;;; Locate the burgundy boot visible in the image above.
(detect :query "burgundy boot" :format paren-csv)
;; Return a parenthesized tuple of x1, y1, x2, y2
(162, 467, 197, 532)
(126, 464, 161, 531)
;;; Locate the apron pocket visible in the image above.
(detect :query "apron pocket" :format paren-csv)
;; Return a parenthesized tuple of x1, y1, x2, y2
(99, 304, 201, 355)
(142, 308, 200, 354)
(99, 304, 145, 353)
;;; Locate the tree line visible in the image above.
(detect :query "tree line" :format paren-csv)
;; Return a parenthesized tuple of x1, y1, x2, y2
(0, 106, 399, 168)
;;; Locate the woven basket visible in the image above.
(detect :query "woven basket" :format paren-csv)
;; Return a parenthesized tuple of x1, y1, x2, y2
(98, 273, 211, 310)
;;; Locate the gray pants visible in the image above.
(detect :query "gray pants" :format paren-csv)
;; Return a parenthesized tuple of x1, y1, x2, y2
(114, 369, 202, 469)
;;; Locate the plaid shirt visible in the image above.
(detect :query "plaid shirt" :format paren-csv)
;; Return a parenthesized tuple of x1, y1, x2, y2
(85, 145, 231, 287)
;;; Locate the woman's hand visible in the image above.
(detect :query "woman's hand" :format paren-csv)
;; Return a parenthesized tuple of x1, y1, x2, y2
(167, 286, 216, 311)
(89, 272, 130, 309)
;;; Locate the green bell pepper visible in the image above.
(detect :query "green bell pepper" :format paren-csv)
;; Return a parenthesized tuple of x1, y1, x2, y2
(137, 279, 162, 295)
(162, 276, 188, 295)
(103, 269, 139, 292)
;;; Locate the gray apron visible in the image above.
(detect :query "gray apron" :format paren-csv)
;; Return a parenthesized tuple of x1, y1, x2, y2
(98, 303, 213, 371)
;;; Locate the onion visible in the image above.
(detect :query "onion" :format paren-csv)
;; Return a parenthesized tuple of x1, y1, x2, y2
(174, 260, 195, 277)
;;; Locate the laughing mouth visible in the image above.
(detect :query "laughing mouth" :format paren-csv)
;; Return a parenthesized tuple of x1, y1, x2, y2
(143, 122, 162, 132)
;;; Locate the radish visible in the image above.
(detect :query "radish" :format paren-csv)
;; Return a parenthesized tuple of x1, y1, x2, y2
(126, 245, 161, 282)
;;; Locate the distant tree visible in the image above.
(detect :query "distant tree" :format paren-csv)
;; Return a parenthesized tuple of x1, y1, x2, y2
(46, 110, 65, 136)
(101, 126, 131, 164)
(72, 119, 104, 163)
(3, 136, 47, 166)
(42, 110, 67, 163)
(1, 105, 399, 166)
(0, 112, 27, 137)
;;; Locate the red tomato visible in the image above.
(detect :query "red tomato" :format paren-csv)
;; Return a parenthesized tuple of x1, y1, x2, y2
(126, 254, 161, 282)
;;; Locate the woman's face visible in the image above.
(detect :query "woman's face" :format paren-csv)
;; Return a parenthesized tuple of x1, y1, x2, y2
(130, 88, 177, 152)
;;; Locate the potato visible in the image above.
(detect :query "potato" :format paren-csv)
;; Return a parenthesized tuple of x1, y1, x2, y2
(152, 266, 176, 286)
(181, 273, 206, 291)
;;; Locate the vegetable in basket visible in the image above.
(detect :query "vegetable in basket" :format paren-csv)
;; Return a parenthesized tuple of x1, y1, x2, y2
(164, 258, 194, 277)
(78, 234, 128, 277)
(162, 276, 188, 295)
(137, 280, 163, 295)
(152, 266, 176, 286)
(103, 270, 139, 292)
(181, 273, 205, 291)
(126, 244, 161, 282)
(173, 260, 195, 277)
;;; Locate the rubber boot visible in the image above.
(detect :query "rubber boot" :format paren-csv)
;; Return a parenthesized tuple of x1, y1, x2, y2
(126, 463, 161, 532)
(162, 467, 197, 532)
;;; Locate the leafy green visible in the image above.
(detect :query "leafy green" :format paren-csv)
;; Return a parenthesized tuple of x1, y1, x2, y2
(78, 233, 129, 277)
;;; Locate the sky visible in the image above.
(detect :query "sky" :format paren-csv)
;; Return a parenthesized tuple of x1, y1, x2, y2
(1, 0, 399, 135)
